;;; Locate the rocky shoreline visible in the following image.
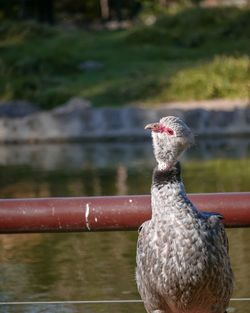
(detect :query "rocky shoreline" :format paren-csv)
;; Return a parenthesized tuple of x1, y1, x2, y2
(0, 98, 249, 143)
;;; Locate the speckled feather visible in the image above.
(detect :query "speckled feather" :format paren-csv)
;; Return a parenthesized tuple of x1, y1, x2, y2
(136, 116, 233, 313)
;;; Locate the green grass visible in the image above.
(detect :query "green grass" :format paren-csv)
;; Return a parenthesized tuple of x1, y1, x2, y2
(0, 7, 249, 109)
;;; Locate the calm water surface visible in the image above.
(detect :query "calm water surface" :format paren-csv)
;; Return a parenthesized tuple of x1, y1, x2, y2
(0, 139, 249, 313)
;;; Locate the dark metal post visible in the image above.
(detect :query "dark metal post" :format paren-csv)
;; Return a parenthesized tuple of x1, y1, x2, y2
(0, 193, 249, 233)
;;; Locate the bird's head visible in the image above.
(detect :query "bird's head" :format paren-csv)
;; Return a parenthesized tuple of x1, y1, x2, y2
(145, 116, 194, 171)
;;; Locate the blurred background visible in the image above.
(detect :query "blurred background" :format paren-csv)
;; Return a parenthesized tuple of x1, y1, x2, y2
(0, 1, 250, 313)
(0, 0, 249, 107)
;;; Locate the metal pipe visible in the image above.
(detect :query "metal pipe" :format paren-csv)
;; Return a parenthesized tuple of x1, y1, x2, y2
(0, 193, 249, 233)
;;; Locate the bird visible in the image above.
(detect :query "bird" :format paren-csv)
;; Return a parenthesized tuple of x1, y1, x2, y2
(136, 116, 233, 313)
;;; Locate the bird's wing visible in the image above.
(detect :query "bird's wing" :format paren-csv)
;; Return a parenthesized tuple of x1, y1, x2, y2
(201, 211, 224, 220)
(218, 220, 229, 253)
(208, 213, 229, 253)
(137, 220, 150, 246)
(136, 220, 151, 298)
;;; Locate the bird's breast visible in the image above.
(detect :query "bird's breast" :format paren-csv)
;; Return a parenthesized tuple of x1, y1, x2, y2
(137, 217, 211, 287)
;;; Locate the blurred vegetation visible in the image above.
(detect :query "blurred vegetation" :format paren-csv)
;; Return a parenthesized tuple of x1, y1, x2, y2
(0, 0, 191, 24)
(0, 6, 249, 108)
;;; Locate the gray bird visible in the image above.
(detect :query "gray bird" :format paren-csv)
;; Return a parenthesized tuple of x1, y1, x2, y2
(136, 116, 233, 313)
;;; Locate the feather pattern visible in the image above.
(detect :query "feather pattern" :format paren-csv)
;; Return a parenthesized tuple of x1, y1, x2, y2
(136, 116, 233, 313)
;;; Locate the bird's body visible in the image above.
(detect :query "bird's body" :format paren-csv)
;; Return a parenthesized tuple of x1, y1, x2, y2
(136, 116, 233, 313)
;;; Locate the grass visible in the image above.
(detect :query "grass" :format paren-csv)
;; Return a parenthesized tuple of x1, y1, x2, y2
(0, 7, 249, 109)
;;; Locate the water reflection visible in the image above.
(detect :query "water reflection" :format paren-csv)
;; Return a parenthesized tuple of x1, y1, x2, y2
(0, 139, 249, 313)
(0, 138, 249, 170)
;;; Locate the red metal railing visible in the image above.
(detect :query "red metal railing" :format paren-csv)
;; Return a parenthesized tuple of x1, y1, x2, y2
(0, 193, 249, 233)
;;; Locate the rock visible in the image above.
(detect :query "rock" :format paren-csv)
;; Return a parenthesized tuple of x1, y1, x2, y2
(204, 110, 235, 128)
(183, 109, 205, 130)
(79, 60, 104, 71)
(52, 97, 91, 114)
(102, 108, 124, 130)
(0, 99, 249, 142)
(0, 101, 40, 118)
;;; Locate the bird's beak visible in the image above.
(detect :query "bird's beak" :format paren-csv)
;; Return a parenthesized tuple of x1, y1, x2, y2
(145, 123, 160, 132)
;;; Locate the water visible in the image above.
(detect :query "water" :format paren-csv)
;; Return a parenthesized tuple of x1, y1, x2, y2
(0, 139, 249, 313)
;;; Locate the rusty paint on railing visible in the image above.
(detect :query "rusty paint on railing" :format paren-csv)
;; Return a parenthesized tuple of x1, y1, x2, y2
(0, 193, 249, 233)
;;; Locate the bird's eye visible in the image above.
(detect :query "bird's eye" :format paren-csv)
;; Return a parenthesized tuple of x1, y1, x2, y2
(164, 127, 175, 136)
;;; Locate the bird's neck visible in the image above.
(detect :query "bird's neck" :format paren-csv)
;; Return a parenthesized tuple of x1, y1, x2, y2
(151, 162, 196, 219)
(153, 162, 182, 185)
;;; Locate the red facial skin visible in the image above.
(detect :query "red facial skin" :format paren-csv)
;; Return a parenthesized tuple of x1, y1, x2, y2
(145, 123, 175, 136)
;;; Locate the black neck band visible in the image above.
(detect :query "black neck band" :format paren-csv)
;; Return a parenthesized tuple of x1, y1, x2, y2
(152, 162, 182, 187)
